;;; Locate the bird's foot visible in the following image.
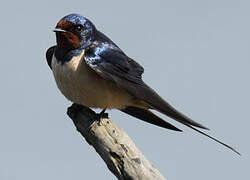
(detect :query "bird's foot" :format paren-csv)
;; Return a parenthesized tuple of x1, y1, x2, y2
(97, 108, 109, 120)
(67, 104, 109, 126)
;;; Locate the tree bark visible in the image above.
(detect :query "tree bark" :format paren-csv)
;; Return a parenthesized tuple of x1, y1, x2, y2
(67, 103, 166, 180)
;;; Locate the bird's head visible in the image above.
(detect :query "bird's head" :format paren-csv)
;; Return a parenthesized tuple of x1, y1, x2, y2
(54, 14, 96, 49)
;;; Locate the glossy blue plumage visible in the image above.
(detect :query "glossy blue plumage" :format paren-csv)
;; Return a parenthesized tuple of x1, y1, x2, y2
(60, 14, 93, 27)
(46, 14, 240, 155)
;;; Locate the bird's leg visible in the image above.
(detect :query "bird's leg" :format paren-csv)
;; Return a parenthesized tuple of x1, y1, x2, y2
(97, 108, 109, 119)
(95, 108, 108, 125)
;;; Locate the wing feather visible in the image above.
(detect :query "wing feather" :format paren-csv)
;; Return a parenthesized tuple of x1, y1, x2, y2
(83, 43, 240, 154)
(84, 43, 208, 129)
(46, 46, 56, 69)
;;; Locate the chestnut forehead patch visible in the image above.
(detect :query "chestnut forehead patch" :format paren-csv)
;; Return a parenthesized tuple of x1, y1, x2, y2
(60, 14, 87, 25)
(56, 20, 75, 31)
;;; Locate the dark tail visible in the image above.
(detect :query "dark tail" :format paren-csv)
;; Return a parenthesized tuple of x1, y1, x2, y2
(117, 80, 240, 155)
(185, 123, 241, 155)
(130, 82, 210, 130)
(121, 106, 182, 131)
(142, 88, 240, 154)
(122, 106, 240, 155)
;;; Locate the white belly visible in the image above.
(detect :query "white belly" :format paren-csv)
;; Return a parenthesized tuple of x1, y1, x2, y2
(51, 50, 133, 109)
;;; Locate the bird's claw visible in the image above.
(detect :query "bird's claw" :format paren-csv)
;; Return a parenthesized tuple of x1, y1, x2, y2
(96, 108, 109, 124)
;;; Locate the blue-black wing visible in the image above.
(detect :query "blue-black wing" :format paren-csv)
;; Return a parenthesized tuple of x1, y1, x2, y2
(83, 39, 241, 155)
(46, 46, 56, 69)
(84, 37, 207, 130)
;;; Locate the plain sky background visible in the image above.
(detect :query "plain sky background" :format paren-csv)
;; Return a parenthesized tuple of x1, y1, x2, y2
(0, 0, 249, 179)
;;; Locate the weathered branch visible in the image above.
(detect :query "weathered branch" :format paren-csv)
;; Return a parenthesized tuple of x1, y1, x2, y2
(67, 103, 166, 180)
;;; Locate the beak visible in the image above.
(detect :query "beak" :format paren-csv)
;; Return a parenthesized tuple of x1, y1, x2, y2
(53, 28, 67, 33)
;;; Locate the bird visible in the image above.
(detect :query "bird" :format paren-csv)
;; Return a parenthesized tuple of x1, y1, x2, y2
(46, 13, 239, 155)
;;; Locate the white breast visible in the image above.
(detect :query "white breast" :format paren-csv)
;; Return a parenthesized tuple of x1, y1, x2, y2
(51, 50, 133, 109)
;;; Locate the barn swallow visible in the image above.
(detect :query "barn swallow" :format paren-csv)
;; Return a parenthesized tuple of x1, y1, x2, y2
(46, 14, 239, 155)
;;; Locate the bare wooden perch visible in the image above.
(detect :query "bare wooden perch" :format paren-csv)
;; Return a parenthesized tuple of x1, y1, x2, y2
(67, 103, 166, 180)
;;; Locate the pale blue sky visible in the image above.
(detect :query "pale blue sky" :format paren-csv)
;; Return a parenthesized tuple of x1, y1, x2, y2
(0, 0, 249, 179)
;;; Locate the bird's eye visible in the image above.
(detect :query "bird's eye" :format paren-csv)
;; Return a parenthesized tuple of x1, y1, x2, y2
(75, 25, 83, 32)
